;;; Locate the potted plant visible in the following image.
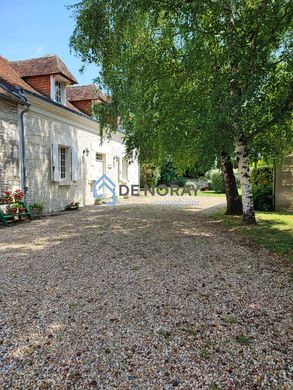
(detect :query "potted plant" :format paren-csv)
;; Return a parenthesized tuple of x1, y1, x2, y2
(1, 191, 13, 204)
(65, 201, 80, 211)
(18, 204, 25, 213)
(94, 198, 103, 205)
(8, 203, 19, 215)
(13, 189, 24, 202)
(30, 202, 44, 218)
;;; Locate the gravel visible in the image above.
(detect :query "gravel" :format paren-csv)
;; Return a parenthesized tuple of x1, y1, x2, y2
(0, 196, 292, 389)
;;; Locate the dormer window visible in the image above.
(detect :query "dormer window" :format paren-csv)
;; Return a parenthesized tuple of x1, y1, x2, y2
(55, 81, 62, 103)
(50, 75, 67, 105)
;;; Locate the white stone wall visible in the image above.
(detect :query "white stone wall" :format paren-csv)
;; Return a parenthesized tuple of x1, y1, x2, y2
(0, 98, 21, 193)
(24, 96, 139, 212)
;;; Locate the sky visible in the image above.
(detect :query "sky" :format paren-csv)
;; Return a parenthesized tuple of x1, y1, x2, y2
(0, 0, 100, 86)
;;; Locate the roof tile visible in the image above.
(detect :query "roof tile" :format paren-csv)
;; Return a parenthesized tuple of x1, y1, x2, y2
(11, 55, 77, 84)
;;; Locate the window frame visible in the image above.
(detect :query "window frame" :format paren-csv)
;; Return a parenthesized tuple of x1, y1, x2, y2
(55, 81, 62, 103)
(58, 145, 70, 182)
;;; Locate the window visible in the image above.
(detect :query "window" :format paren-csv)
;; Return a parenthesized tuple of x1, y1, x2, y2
(59, 147, 67, 180)
(55, 81, 62, 103)
(96, 153, 103, 161)
(51, 144, 78, 183)
(122, 157, 128, 180)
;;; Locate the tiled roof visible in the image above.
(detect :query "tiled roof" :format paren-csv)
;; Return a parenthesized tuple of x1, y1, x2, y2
(0, 55, 107, 121)
(67, 84, 107, 102)
(11, 55, 78, 84)
(0, 56, 36, 91)
(66, 99, 83, 113)
(0, 80, 28, 104)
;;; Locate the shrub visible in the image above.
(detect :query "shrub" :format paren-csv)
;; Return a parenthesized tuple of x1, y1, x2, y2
(251, 166, 273, 187)
(176, 176, 187, 187)
(30, 202, 44, 213)
(251, 166, 274, 211)
(252, 184, 273, 211)
(209, 170, 225, 193)
(159, 161, 177, 186)
(140, 164, 160, 187)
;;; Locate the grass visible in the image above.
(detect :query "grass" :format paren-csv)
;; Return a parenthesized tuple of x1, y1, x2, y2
(198, 190, 226, 197)
(139, 188, 225, 197)
(213, 209, 293, 262)
(235, 335, 252, 346)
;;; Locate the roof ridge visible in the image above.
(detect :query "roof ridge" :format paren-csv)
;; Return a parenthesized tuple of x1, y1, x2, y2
(11, 55, 57, 63)
(69, 83, 97, 88)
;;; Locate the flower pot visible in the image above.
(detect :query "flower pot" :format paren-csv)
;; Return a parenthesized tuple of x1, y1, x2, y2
(18, 207, 25, 213)
(9, 208, 17, 215)
(30, 208, 42, 218)
(65, 205, 79, 211)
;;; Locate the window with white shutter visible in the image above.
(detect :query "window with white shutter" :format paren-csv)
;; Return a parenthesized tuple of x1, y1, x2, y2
(51, 144, 76, 183)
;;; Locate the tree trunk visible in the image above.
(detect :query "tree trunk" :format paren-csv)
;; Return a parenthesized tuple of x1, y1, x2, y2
(236, 137, 256, 224)
(220, 151, 243, 215)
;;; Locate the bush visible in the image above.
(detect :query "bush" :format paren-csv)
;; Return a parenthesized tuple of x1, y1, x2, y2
(252, 184, 273, 211)
(159, 161, 177, 186)
(140, 164, 160, 187)
(251, 166, 273, 187)
(251, 166, 274, 211)
(209, 170, 225, 193)
(159, 160, 187, 187)
(176, 176, 187, 187)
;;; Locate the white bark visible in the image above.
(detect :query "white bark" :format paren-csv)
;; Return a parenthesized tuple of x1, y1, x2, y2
(236, 138, 256, 224)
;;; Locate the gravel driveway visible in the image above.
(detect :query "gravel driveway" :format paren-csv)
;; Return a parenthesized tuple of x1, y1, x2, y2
(0, 196, 292, 389)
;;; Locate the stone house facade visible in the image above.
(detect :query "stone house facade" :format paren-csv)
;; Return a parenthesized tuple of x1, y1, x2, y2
(0, 55, 139, 212)
(274, 154, 293, 212)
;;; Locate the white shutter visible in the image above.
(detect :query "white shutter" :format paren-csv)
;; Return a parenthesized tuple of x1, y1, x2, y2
(51, 143, 59, 182)
(71, 148, 79, 181)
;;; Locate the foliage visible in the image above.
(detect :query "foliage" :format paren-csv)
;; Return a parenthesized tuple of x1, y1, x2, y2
(158, 160, 187, 186)
(251, 166, 273, 187)
(140, 163, 160, 187)
(251, 167, 274, 211)
(176, 176, 187, 187)
(213, 209, 293, 262)
(70, 0, 292, 164)
(159, 160, 177, 186)
(70, 0, 293, 220)
(206, 170, 225, 193)
(252, 184, 273, 212)
(94, 198, 103, 205)
(30, 202, 44, 213)
(8, 203, 20, 210)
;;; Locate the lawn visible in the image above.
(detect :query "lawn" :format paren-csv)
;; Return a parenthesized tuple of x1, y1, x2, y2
(213, 209, 293, 262)
(197, 190, 226, 197)
(139, 189, 226, 197)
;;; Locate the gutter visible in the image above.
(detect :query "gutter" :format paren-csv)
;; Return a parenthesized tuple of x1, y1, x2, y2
(18, 94, 30, 196)
(0, 81, 30, 197)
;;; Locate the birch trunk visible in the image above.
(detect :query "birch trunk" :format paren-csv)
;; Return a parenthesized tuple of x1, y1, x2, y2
(220, 152, 243, 215)
(236, 137, 256, 224)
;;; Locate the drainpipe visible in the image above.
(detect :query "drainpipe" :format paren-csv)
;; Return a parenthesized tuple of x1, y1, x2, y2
(18, 90, 30, 198)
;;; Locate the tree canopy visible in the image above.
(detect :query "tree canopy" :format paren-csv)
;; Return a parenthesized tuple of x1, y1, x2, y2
(70, 0, 293, 222)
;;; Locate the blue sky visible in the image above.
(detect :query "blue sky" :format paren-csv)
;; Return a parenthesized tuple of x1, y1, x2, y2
(0, 0, 100, 86)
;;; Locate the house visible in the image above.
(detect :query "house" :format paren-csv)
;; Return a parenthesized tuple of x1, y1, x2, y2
(274, 154, 293, 212)
(0, 55, 139, 212)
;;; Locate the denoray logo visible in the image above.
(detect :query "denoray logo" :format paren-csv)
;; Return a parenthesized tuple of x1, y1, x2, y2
(93, 175, 116, 206)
